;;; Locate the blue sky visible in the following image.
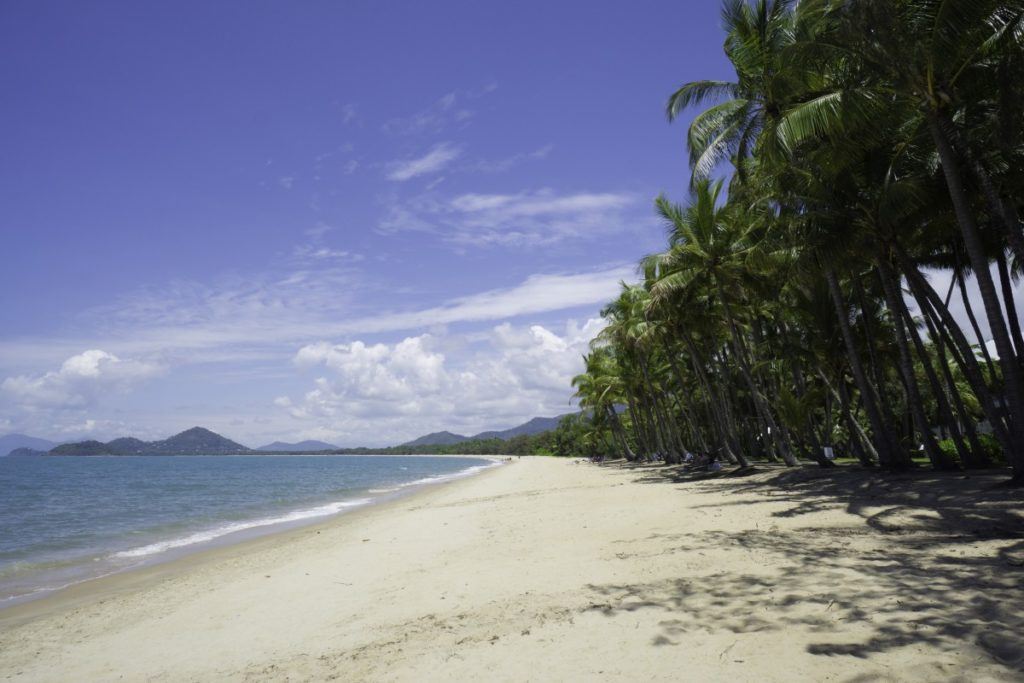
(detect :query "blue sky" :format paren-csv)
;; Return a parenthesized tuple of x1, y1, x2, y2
(0, 1, 734, 446)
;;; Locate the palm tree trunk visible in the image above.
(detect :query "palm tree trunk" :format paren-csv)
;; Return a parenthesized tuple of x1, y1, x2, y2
(637, 373, 668, 460)
(945, 117, 1024, 265)
(929, 112, 1024, 483)
(917, 298, 991, 469)
(680, 330, 747, 465)
(995, 250, 1024, 361)
(902, 261, 1015, 455)
(854, 276, 899, 431)
(606, 406, 636, 461)
(894, 283, 965, 468)
(824, 267, 903, 467)
(662, 339, 712, 457)
(875, 259, 948, 469)
(958, 271, 1001, 383)
(715, 281, 798, 466)
(818, 369, 878, 466)
(624, 393, 650, 459)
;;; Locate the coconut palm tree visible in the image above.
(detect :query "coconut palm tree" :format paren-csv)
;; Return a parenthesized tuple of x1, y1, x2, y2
(667, 0, 803, 182)
(649, 179, 799, 465)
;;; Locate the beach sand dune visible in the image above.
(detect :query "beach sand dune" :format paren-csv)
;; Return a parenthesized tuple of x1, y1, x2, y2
(1, 458, 1022, 681)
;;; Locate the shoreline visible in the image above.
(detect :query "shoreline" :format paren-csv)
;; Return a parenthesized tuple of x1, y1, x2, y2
(0, 454, 503, 613)
(2, 458, 1021, 681)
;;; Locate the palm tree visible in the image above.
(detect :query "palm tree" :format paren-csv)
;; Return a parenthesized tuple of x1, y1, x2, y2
(574, 0, 1022, 484)
(666, 0, 801, 182)
(777, 0, 1024, 480)
(649, 179, 799, 465)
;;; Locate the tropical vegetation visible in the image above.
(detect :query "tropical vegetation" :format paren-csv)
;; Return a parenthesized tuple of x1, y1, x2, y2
(570, 0, 1024, 484)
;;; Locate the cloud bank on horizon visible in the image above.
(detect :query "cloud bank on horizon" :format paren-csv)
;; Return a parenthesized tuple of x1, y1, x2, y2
(0, 1, 736, 445)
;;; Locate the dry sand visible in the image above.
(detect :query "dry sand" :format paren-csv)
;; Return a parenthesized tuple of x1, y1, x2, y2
(1, 457, 1022, 682)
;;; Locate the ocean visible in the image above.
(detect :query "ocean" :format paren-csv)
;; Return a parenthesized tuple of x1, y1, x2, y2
(0, 454, 495, 606)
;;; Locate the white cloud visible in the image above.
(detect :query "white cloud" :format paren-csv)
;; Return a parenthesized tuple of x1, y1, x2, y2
(278, 176, 295, 190)
(0, 266, 633, 370)
(294, 336, 447, 406)
(1, 350, 162, 409)
(414, 268, 630, 326)
(386, 143, 462, 181)
(382, 92, 475, 136)
(292, 245, 363, 263)
(451, 190, 631, 216)
(340, 103, 357, 125)
(281, 318, 606, 444)
(379, 188, 639, 246)
(471, 145, 553, 173)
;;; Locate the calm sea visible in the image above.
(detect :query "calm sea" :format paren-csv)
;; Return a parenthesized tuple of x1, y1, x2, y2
(0, 455, 495, 606)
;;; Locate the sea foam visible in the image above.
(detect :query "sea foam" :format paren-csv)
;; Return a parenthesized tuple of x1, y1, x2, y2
(113, 498, 372, 559)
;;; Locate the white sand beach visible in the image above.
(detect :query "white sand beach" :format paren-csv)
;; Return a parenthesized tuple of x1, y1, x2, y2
(1, 457, 1021, 682)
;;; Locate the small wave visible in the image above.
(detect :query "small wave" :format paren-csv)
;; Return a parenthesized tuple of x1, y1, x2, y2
(396, 462, 498, 489)
(112, 498, 372, 559)
(360, 461, 498, 495)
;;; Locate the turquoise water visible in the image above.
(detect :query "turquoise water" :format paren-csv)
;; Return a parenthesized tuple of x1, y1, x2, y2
(0, 455, 494, 605)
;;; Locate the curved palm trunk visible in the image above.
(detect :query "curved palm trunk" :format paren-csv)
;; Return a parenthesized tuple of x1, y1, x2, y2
(662, 343, 713, 457)
(624, 394, 650, 459)
(958, 271, 1001, 384)
(714, 347, 752, 457)
(825, 267, 903, 467)
(945, 119, 1024, 265)
(650, 384, 682, 464)
(637, 379, 668, 461)
(995, 251, 1024, 362)
(902, 262, 1015, 456)
(680, 330, 747, 466)
(636, 357, 665, 457)
(606, 405, 636, 461)
(918, 299, 991, 469)
(818, 369, 878, 466)
(637, 355, 676, 463)
(895, 287, 966, 469)
(854, 277, 900, 432)
(875, 259, 949, 469)
(929, 112, 1024, 483)
(715, 281, 798, 466)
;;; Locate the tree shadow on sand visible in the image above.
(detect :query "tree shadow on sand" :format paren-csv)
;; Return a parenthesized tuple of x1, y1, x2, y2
(586, 463, 1024, 676)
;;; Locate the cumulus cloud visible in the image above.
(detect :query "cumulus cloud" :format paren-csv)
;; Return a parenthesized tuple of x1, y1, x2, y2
(293, 336, 449, 409)
(378, 188, 638, 246)
(1, 349, 162, 408)
(0, 266, 631, 382)
(280, 318, 606, 444)
(386, 143, 462, 181)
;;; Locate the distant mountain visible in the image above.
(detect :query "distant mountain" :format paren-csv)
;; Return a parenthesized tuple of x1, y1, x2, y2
(50, 440, 112, 456)
(48, 427, 251, 456)
(150, 427, 249, 455)
(256, 440, 338, 452)
(470, 415, 569, 440)
(106, 437, 148, 452)
(7, 447, 47, 457)
(401, 431, 470, 448)
(0, 434, 58, 456)
(401, 414, 575, 448)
